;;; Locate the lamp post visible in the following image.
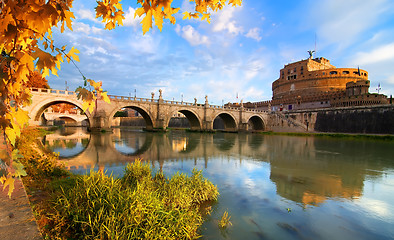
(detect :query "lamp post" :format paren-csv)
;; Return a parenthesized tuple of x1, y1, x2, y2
(181, 94, 183, 103)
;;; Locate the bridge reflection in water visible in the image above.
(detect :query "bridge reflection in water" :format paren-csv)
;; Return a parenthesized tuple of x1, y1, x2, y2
(41, 128, 394, 239)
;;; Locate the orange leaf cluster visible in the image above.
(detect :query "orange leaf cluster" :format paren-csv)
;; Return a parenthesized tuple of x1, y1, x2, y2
(76, 79, 111, 114)
(95, 0, 242, 35)
(1, 0, 78, 145)
(0, 0, 79, 196)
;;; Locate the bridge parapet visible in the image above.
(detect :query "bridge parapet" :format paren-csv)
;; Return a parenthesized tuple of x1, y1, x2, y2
(31, 88, 77, 96)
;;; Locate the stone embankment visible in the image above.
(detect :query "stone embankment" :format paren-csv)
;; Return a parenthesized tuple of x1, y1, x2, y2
(267, 104, 394, 134)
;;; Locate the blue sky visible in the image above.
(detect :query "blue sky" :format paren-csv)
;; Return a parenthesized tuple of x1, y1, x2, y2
(47, 0, 394, 105)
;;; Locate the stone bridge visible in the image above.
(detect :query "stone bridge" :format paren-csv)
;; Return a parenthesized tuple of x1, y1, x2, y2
(43, 112, 88, 125)
(24, 88, 269, 132)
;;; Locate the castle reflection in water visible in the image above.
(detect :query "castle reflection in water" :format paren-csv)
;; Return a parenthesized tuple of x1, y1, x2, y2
(41, 127, 394, 208)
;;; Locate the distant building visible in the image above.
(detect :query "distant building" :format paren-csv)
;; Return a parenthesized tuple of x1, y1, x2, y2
(228, 56, 388, 111)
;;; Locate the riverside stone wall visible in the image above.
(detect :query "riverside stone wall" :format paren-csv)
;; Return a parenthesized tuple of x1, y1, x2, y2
(270, 105, 394, 134)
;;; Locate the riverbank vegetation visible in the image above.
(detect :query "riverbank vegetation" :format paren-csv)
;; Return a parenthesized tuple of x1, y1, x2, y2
(17, 128, 219, 239)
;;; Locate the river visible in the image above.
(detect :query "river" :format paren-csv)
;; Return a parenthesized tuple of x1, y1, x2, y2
(41, 127, 394, 240)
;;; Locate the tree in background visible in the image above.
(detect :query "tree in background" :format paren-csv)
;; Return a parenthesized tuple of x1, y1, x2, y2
(0, 0, 242, 195)
(25, 71, 50, 89)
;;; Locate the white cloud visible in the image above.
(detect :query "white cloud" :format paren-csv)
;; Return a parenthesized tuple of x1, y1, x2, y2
(123, 7, 143, 28)
(245, 58, 265, 80)
(178, 25, 210, 46)
(75, 8, 102, 25)
(212, 5, 243, 35)
(175, 24, 181, 34)
(244, 87, 264, 100)
(245, 28, 262, 41)
(129, 34, 158, 54)
(308, 0, 390, 49)
(388, 76, 394, 84)
(73, 22, 91, 33)
(354, 43, 394, 65)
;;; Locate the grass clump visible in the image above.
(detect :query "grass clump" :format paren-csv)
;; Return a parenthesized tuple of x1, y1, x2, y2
(50, 160, 219, 239)
(218, 211, 232, 229)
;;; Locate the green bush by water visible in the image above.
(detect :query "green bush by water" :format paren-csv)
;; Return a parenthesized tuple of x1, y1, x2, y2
(50, 160, 219, 239)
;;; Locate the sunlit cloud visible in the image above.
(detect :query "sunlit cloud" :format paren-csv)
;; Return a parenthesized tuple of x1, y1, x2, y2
(123, 7, 143, 28)
(176, 25, 210, 46)
(353, 43, 394, 65)
(211, 5, 243, 35)
(308, 0, 390, 49)
(245, 28, 262, 41)
(75, 8, 103, 25)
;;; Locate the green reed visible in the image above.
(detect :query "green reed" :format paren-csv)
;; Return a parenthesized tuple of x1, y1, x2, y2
(50, 160, 219, 239)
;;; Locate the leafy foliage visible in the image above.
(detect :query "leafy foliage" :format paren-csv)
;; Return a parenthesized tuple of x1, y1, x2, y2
(25, 71, 50, 89)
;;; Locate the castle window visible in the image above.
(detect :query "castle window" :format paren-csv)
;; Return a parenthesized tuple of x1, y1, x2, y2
(343, 71, 349, 74)
(322, 72, 325, 75)
(330, 71, 338, 75)
(294, 67, 297, 72)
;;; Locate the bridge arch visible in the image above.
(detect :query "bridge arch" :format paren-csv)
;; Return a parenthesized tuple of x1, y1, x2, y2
(109, 105, 154, 130)
(247, 115, 266, 131)
(29, 98, 92, 126)
(212, 112, 238, 132)
(166, 109, 202, 131)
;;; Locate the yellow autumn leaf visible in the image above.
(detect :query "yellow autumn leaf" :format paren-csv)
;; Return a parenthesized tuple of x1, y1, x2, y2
(5, 126, 17, 146)
(64, 10, 75, 31)
(183, 11, 191, 20)
(101, 91, 111, 104)
(67, 47, 80, 63)
(105, 21, 116, 30)
(3, 175, 15, 198)
(153, 8, 164, 31)
(141, 9, 153, 35)
(12, 161, 27, 178)
(87, 79, 102, 90)
(14, 109, 29, 127)
(82, 100, 96, 114)
(134, 7, 145, 17)
(201, 13, 211, 23)
(228, 0, 242, 7)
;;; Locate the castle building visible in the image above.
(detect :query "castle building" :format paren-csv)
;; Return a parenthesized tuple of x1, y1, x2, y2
(233, 56, 389, 111)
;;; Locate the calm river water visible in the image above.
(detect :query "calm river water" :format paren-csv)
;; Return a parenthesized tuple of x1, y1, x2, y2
(42, 127, 394, 240)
